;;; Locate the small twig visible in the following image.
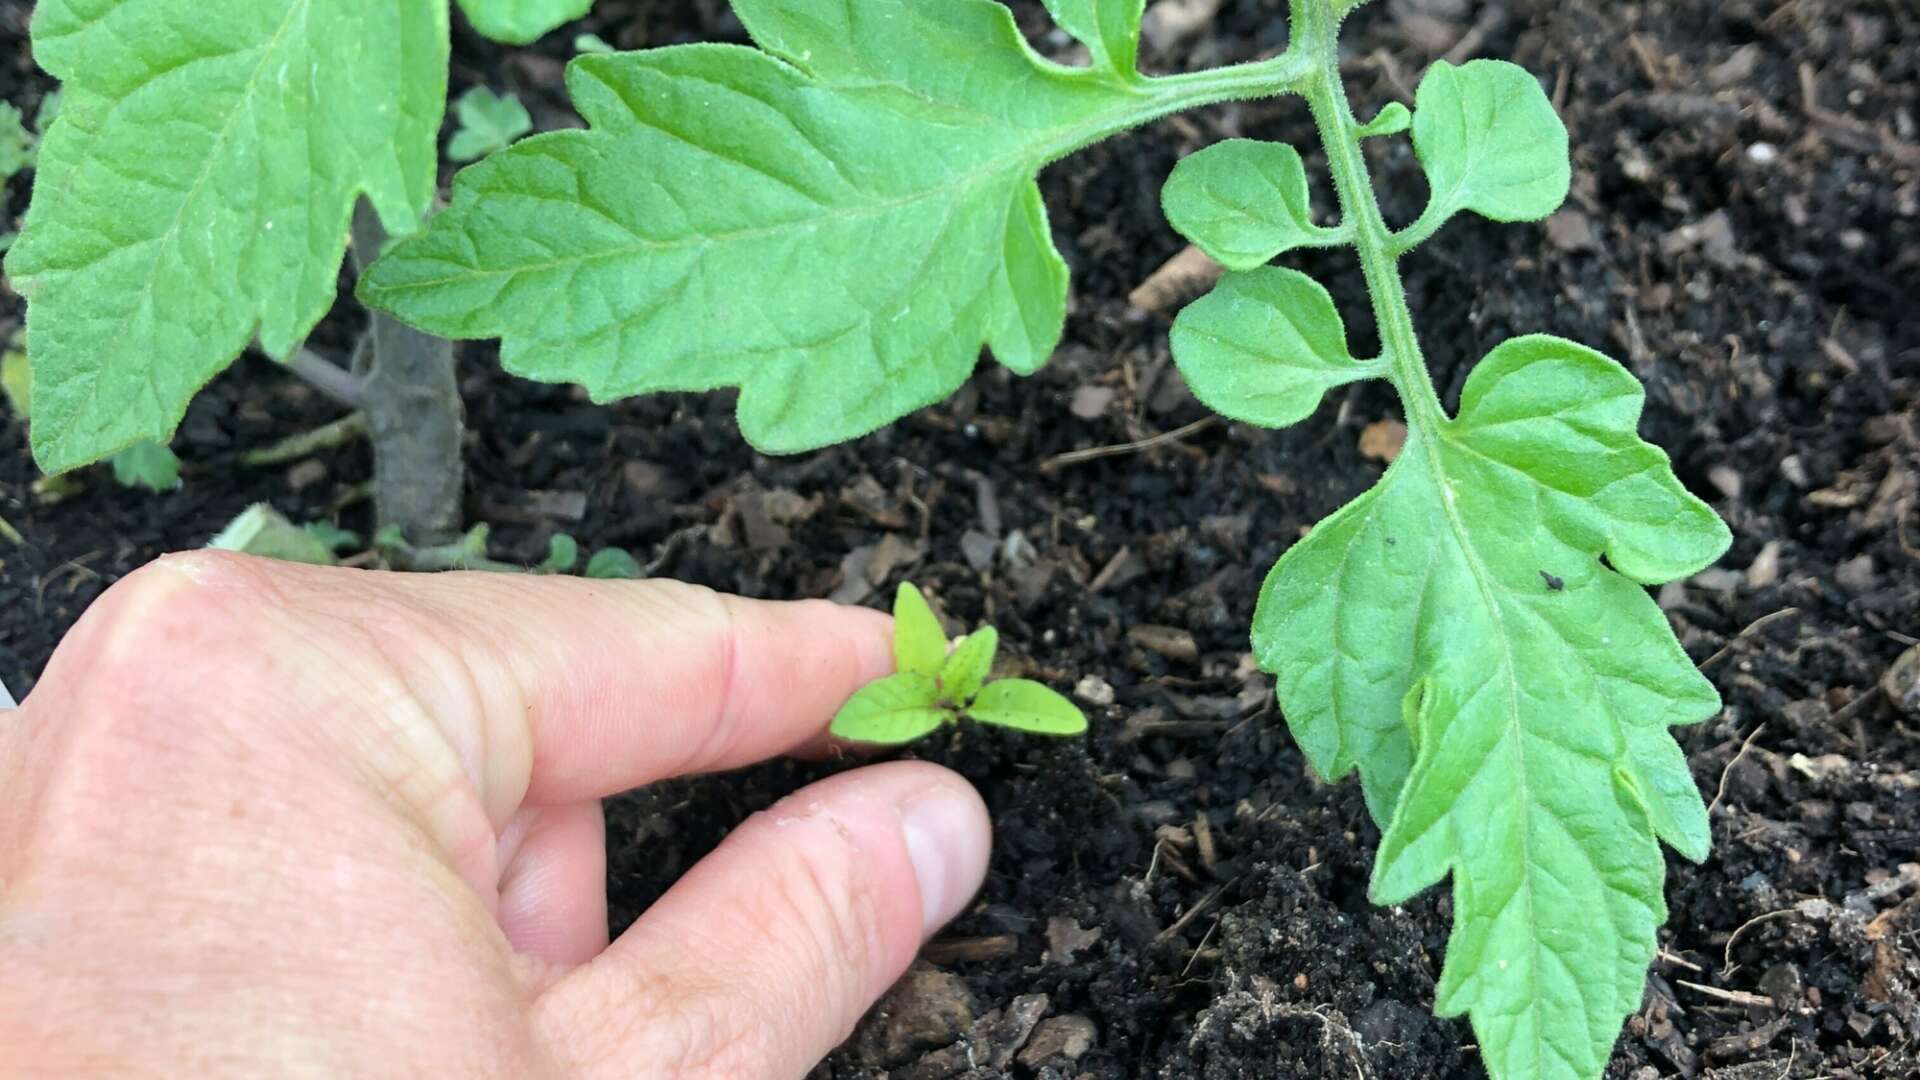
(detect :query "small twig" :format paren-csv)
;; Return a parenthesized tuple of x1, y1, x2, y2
(1675, 979, 1773, 1009)
(1041, 416, 1221, 473)
(1155, 879, 1236, 945)
(1707, 722, 1767, 819)
(1701, 607, 1801, 670)
(1722, 908, 1798, 977)
(920, 935, 1018, 964)
(238, 412, 369, 467)
(1180, 917, 1221, 978)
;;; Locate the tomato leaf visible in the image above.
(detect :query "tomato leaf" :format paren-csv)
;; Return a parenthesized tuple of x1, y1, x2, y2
(358, 0, 1163, 453)
(1253, 335, 1729, 1080)
(1411, 59, 1570, 228)
(830, 673, 950, 745)
(1041, 0, 1145, 78)
(447, 87, 533, 163)
(1169, 266, 1385, 428)
(5, 0, 448, 476)
(1162, 140, 1341, 270)
(455, 0, 592, 45)
(968, 679, 1088, 735)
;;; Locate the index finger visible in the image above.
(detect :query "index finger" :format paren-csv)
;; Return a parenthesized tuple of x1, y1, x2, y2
(77, 553, 895, 819)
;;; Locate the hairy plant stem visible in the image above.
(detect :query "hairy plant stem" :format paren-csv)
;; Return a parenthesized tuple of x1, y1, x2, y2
(1290, 0, 1451, 434)
(349, 201, 466, 549)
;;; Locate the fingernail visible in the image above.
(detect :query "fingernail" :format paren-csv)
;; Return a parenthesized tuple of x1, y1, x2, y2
(899, 785, 990, 935)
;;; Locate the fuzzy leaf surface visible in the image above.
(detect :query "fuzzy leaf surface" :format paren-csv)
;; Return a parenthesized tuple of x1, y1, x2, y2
(1162, 140, 1335, 270)
(1170, 266, 1383, 428)
(455, 0, 591, 44)
(893, 583, 949, 678)
(968, 679, 1087, 735)
(1412, 59, 1569, 227)
(830, 673, 948, 745)
(6, 0, 448, 475)
(1254, 335, 1729, 1080)
(360, 0, 1146, 453)
(1041, 0, 1144, 77)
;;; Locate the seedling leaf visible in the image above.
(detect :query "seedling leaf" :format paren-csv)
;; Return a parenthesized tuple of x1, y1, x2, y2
(110, 441, 182, 493)
(1041, 0, 1145, 78)
(1411, 59, 1570, 229)
(1253, 335, 1729, 1080)
(968, 679, 1087, 735)
(830, 673, 949, 744)
(1163, 140, 1337, 270)
(6, 0, 448, 475)
(542, 533, 581, 573)
(0, 103, 34, 183)
(447, 87, 534, 163)
(939, 627, 999, 705)
(1169, 267, 1384, 428)
(893, 583, 949, 678)
(208, 504, 340, 566)
(584, 547, 642, 579)
(455, 0, 592, 45)
(360, 0, 1152, 453)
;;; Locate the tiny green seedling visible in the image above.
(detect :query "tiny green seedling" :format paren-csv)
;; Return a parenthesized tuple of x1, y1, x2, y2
(446, 87, 534, 163)
(831, 583, 1088, 744)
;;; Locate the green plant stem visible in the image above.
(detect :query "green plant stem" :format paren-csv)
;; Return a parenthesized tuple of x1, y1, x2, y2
(1045, 50, 1317, 168)
(1291, 0, 1449, 433)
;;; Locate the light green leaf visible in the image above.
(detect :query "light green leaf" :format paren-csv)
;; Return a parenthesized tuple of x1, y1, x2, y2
(831, 672, 950, 744)
(110, 440, 181, 492)
(939, 627, 999, 705)
(573, 32, 615, 54)
(1163, 140, 1339, 270)
(447, 86, 533, 163)
(0, 103, 34, 183)
(584, 547, 641, 579)
(6, 0, 449, 476)
(1356, 101, 1411, 138)
(893, 582, 949, 678)
(542, 532, 581, 573)
(1253, 335, 1729, 1080)
(1042, 0, 1144, 78)
(1411, 59, 1570, 227)
(208, 504, 338, 566)
(360, 0, 1148, 454)
(1169, 266, 1385, 429)
(304, 521, 363, 553)
(2, 349, 28, 418)
(454, 0, 591, 45)
(968, 679, 1088, 735)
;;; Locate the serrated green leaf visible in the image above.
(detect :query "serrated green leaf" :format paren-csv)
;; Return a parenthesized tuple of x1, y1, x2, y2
(360, 0, 1153, 454)
(893, 582, 949, 678)
(1411, 59, 1570, 228)
(1253, 335, 1729, 1080)
(939, 627, 999, 705)
(1163, 140, 1339, 270)
(968, 679, 1088, 735)
(455, 0, 592, 45)
(6, 0, 449, 476)
(1356, 101, 1411, 138)
(584, 547, 641, 579)
(1170, 266, 1385, 428)
(1042, 0, 1144, 78)
(447, 86, 533, 163)
(110, 440, 181, 492)
(831, 672, 950, 744)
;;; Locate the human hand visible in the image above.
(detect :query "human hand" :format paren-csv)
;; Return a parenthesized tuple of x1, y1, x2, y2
(0, 552, 991, 1077)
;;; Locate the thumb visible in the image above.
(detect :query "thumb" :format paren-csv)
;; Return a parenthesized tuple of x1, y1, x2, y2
(533, 762, 990, 1079)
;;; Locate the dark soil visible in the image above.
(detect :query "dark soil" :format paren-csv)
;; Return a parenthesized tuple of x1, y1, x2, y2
(4, 1, 1918, 1077)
